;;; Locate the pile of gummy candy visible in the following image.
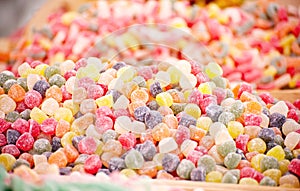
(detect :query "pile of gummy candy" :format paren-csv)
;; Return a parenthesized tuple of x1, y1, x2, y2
(0, 56, 300, 188)
(0, 0, 299, 191)
(7, 0, 300, 89)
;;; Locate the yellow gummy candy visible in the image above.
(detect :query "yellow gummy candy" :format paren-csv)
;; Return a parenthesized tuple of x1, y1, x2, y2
(117, 66, 136, 82)
(61, 132, 77, 147)
(251, 154, 265, 172)
(34, 64, 49, 77)
(95, 94, 114, 108)
(266, 145, 285, 161)
(63, 100, 80, 115)
(205, 62, 223, 79)
(167, 66, 182, 84)
(196, 116, 212, 131)
(120, 169, 137, 178)
(30, 107, 49, 124)
(0, 153, 16, 171)
(263, 65, 277, 77)
(227, 121, 244, 139)
(39, 38, 52, 50)
(61, 12, 78, 26)
(198, 82, 212, 95)
(156, 92, 173, 107)
(208, 3, 220, 18)
(184, 104, 201, 119)
(206, 171, 223, 183)
(54, 107, 73, 123)
(263, 169, 282, 185)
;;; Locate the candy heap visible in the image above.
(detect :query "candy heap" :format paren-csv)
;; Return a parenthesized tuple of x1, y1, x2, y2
(0, 54, 299, 189)
(8, 0, 300, 89)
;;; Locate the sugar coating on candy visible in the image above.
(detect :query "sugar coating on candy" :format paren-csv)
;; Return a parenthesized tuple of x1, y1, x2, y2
(260, 176, 277, 187)
(109, 157, 126, 172)
(133, 106, 150, 122)
(135, 140, 156, 161)
(190, 166, 206, 181)
(162, 153, 180, 172)
(176, 159, 195, 179)
(206, 104, 223, 122)
(124, 149, 144, 169)
(84, 154, 102, 174)
(197, 155, 216, 174)
(260, 156, 279, 172)
(222, 171, 239, 184)
(33, 138, 52, 154)
(224, 152, 241, 169)
(269, 113, 286, 128)
(6, 129, 20, 145)
(144, 110, 163, 129)
(15, 132, 34, 152)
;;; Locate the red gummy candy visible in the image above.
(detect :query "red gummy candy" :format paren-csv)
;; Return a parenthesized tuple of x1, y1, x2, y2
(97, 84, 108, 95)
(87, 84, 104, 100)
(277, 7, 288, 21)
(64, 70, 76, 80)
(15, 101, 28, 113)
(16, 132, 34, 151)
(186, 150, 204, 165)
(61, 85, 72, 101)
(175, 126, 190, 145)
(240, 167, 264, 182)
(188, 90, 203, 106)
(0, 133, 7, 146)
(84, 154, 102, 174)
(96, 106, 114, 119)
(0, 119, 11, 133)
(294, 99, 300, 110)
(2, 144, 20, 157)
(237, 83, 252, 98)
(138, 66, 153, 80)
(288, 159, 300, 177)
(285, 101, 297, 110)
(233, 51, 253, 66)
(244, 114, 262, 126)
(243, 69, 262, 82)
(75, 58, 88, 71)
(196, 72, 209, 85)
(236, 134, 250, 153)
(28, 119, 41, 138)
(190, 61, 201, 75)
(259, 92, 275, 105)
(41, 118, 58, 136)
(199, 96, 217, 114)
(24, 90, 42, 109)
(213, 88, 226, 105)
(78, 77, 95, 90)
(95, 116, 113, 134)
(287, 109, 299, 122)
(224, 72, 243, 82)
(30, 60, 43, 68)
(118, 132, 136, 150)
(78, 137, 97, 155)
(12, 118, 29, 134)
(113, 109, 130, 118)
